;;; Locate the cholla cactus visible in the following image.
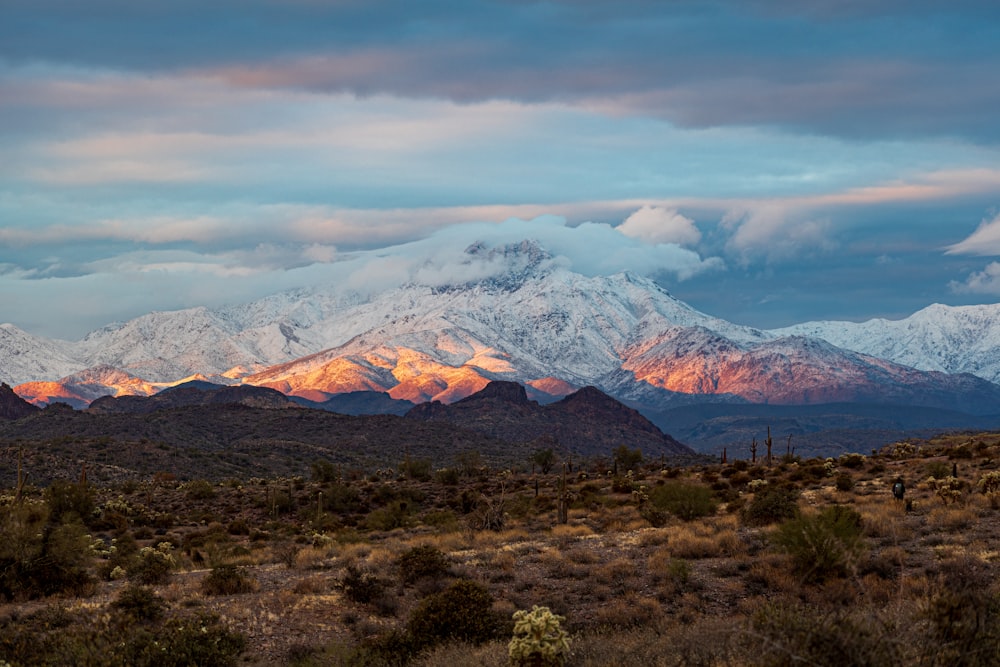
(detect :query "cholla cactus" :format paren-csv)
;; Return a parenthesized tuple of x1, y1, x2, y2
(978, 470, 1000, 495)
(889, 442, 917, 460)
(978, 471, 1000, 507)
(508, 605, 571, 667)
(926, 476, 963, 505)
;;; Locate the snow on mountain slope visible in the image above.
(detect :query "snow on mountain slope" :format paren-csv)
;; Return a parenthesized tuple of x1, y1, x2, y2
(775, 303, 1000, 383)
(0, 324, 81, 386)
(609, 328, 1000, 413)
(4, 239, 1000, 415)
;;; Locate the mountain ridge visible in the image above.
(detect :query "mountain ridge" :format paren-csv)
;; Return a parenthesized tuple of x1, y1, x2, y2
(3, 239, 1000, 424)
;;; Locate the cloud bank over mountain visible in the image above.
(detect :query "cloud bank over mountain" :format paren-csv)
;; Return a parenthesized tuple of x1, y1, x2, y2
(2, 1, 1000, 337)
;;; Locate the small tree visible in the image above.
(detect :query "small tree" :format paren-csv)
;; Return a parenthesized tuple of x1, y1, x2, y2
(532, 449, 556, 474)
(613, 445, 643, 473)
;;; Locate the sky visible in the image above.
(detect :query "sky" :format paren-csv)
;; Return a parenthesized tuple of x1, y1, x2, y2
(2, 0, 1000, 340)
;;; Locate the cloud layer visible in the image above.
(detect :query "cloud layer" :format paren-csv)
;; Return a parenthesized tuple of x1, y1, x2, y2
(1, 1, 1000, 337)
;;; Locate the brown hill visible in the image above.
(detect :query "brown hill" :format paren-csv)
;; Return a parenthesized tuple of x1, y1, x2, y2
(405, 381, 693, 458)
(0, 402, 521, 485)
(0, 382, 40, 420)
(87, 382, 297, 414)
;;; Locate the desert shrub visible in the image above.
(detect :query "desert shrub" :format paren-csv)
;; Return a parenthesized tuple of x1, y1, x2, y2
(119, 611, 247, 667)
(613, 445, 643, 473)
(435, 468, 460, 486)
(469, 492, 507, 531)
(401, 457, 433, 481)
(406, 580, 503, 651)
(128, 542, 176, 585)
(508, 605, 571, 667)
(364, 500, 415, 531)
(838, 453, 867, 469)
(771, 505, 866, 583)
(0, 503, 95, 600)
(341, 563, 385, 604)
(0, 605, 244, 667)
(321, 481, 364, 514)
(919, 556, 1000, 666)
(647, 481, 717, 521)
(311, 459, 340, 483)
(45, 479, 95, 525)
(747, 602, 901, 667)
(948, 443, 974, 459)
(638, 503, 669, 527)
(531, 448, 556, 474)
(397, 545, 451, 586)
(201, 564, 257, 596)
(112, 584, 167, 622)
(834, 472, 855, 492)
(183, 479, 216, 500)
(925, 460, 951, 480)
(740, 484, 800, 527)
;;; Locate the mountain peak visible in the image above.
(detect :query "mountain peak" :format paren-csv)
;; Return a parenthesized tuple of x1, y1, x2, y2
(457, 380, 531, 406)
(422, 239, 557, 293)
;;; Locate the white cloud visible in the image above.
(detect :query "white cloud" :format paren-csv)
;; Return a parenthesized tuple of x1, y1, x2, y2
(950, 262, 1000, 295)
(618, 205, 701, 247)
(721, 202, 833, 265)
(330, 216, 723, 291)
(945, 212, 1000, 256)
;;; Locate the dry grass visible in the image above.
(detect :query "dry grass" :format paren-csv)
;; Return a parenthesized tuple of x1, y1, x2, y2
(927, 505, 978, 531)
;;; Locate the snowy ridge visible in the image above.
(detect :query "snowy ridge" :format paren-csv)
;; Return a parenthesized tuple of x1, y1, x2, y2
(776, 303, 1000, 383)
(3, 240, 1000, 414)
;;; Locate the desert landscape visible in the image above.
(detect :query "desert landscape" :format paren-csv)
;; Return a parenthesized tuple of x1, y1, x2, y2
(3, 427, 1000, 666)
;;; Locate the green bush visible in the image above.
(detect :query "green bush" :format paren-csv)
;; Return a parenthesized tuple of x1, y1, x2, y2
(406, 580, 503, 651)
(647, 481, 718, 521)
(740, 484, 800, 527)
(771, 505, 866, 583)
(201, 564, 257, 596)
(397, 545, 450, 586)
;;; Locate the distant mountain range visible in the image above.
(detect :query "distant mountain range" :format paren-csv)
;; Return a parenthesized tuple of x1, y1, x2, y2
(3, 239, 1000, 454)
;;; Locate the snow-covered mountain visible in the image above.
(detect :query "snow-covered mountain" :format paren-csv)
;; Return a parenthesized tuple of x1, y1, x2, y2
(4, 240, 1000, 415)
(776, 303, 1000, 384)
